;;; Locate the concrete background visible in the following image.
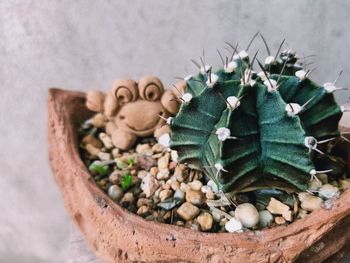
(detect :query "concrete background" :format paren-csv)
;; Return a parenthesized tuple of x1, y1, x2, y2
(0, 0, 349, 262)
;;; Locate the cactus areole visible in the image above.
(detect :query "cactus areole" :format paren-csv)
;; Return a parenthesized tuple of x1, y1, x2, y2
(169, 46, 344, 195)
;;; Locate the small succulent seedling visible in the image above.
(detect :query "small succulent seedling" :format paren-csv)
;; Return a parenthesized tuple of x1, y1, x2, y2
(89, 161, 109, 177)
(121, 173, 133, 190)
(169, 35, 347, 195)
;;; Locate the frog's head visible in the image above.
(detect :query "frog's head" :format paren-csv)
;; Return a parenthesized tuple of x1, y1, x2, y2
(104, 76, 181, 137)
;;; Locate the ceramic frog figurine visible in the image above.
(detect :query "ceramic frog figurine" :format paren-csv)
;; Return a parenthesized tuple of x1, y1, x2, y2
(86, 76, 184, 150)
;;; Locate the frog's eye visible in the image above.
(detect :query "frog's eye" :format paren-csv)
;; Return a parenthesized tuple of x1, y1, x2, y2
(138, 76, 164, 101)
(112, 79, 138, 105)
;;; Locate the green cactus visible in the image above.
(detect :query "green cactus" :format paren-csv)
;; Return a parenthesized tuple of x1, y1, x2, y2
(169, 41, 345, 195)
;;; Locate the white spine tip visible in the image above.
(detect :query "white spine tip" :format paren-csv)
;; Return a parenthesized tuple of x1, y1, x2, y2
(224, 61, 238, 73)
(310, 169, 317, 176)
(238, 50, 249, 59)
(264, 56, 275, 65)
(181, 93, 193, 103)
(264, 79, 278, 92)
(214, 163, 224, 171)
(295, 70, 307, 80)
(200, 65, 211, 75)
(216, 127, 231, 141)
(227, 96, 241, 110)
(304, 136, 317, 149)
(206, 73, 219, 88)
(323, 82, 345, 93)
(184, 75, 192, 81)
(241, 69, 256, 87)
(166, 117, 173, 125)
(285, 103, 302, 116)
(158, 133, 170, 148)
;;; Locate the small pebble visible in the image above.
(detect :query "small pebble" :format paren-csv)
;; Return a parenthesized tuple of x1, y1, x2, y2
(152, 144, 164, 153)
(98, 152, 111, 161)
(158, 154, 170, 170)
(258, 210, 274, 228)
(112, 148, 120, 158)
(308, 179, 322, 191)
(275, 216, 286, 225)
(316, 173, 328, 184)
(266, 197, 290, 215)
(298, 192, 323, 212)
(141, 173, 159, 198)
(207, 180, 219, 193)
(137, 170, 148, 179)
(173, 189, 185, 202)
(170, 150, 178, 162)
(137, 156, 157, 170)
(207, 191, 216, 200)
(185, 220, 200, 231)
(136, 144, 152, 154)
(180, 183, 190, 193)
(177, 202, 200, 221)
(159, 189, 173, 202)
(282, 210, 293, 222)
(174, 164, 188, 182)
(186, 190, 206, 206)
(211, 209, 222, 222)
(85, 144, 101, 157)
(98, 133, 114, 149)
(82, 134, 103, 149)
(170, 181, 180, 191)
(224, 218, 243, 233)
(196, 212, 213, 231)
(188, 180, 203, 191)
(120, 193, 135, 207)
(318, 184, 340, 199)
(150, 167, 159, 176)
(156, 169, 170, 180)
(109, 170, 123, 184)
(297, 208, 308, 219)
(234, 203, 259, 228)
(92, 113, 108, 128)
(339, 179, 350, 190)
(137, 205, 150, 216)
(108, 185, 124, 201)
(136, 198, 152, 208)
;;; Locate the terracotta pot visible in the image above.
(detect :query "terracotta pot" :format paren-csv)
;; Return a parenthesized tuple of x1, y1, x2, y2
(48, 88, 350, 263)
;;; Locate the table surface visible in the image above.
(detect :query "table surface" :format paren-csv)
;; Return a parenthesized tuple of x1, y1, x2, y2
(67, 224, 350, 263)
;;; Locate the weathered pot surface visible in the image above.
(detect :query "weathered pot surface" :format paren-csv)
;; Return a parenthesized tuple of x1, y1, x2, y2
(48, 88, 350, 263)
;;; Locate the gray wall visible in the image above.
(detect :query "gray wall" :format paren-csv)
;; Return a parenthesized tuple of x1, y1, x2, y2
(1, 1, 349, 262)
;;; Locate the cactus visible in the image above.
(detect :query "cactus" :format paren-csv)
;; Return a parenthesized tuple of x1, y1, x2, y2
(169, 39, 345, 194)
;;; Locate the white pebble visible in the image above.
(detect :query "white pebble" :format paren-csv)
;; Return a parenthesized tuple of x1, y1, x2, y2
(207, 180, 219, 193)
(158, 133, 170, 148)
(234, 203, 259, 228)
(108, 185, 123, 201)
(318, 184, 340, 199)
(258, 210, 274, 228)
(225, 218, 243, 233)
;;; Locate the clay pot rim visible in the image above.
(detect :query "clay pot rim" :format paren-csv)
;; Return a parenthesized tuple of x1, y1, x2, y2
(49, 87, 350, 244)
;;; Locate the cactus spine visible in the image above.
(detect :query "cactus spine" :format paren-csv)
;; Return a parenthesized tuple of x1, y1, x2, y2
(169, 39, 344, 194)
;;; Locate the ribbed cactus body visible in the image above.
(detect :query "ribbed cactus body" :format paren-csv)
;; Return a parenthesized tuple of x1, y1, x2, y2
(169, 51, 343, 193)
